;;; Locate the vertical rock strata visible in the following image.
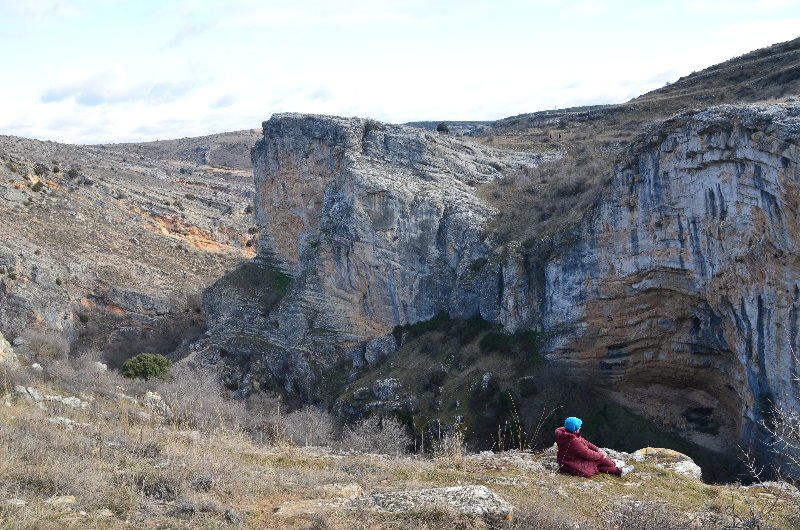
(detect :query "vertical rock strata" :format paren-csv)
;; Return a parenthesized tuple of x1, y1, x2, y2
(203, 105, 800, 457)
(546, 104, 800, 451)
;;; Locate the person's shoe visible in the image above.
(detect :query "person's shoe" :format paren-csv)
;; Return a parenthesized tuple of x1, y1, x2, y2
(620, 465, 634, 477)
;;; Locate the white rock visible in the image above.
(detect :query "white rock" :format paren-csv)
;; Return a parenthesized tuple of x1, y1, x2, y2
(92, 361, 108, 372)
(14, 385, 43, 403)
(46, 495, 76, 506)
(349, 485, 513, 524)
(48, 416, 89, 429)
(0, 332, 18, 366)
(62, 396, 90, 409)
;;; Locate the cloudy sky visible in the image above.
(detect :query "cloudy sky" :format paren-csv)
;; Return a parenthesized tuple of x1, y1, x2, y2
(1, 0, 798, 144)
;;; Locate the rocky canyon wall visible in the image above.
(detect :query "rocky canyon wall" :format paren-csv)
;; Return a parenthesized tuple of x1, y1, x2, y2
(545, 104, 800, 453)
(200, 105, 800, 459)
(199, 114, 547, 398)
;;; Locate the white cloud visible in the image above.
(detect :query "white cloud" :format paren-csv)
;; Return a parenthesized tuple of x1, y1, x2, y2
(40, 68, 203, 107)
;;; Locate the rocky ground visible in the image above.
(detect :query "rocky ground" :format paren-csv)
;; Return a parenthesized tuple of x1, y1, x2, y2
(1, 345, 798, 529)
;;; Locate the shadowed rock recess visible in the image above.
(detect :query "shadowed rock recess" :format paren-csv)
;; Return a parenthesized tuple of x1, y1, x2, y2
(197, 104, 800, 464)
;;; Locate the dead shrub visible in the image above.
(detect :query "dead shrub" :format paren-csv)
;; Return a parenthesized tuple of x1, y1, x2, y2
(284, 405, 336, 447)
(20, 329, 70, 363)
(340, 415, 410, 456)
(154, 366, 250, 433)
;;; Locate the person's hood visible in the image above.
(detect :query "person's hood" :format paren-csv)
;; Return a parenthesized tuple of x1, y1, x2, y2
(555, 426, 581, 443)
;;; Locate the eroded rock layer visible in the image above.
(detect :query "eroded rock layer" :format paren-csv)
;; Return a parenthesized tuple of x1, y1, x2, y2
(199, 114, 548, 398)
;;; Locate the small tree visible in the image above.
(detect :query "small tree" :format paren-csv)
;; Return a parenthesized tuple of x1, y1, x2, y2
(121, 353, 172, 380)
(436, 122, 449, 134)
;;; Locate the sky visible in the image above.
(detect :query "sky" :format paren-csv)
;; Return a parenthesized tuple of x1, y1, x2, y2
(1, 0, 799, 144)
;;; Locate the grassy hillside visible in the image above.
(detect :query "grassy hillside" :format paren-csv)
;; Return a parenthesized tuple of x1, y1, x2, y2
(1, 356, 797, 529)
(472, 36, 800, 249)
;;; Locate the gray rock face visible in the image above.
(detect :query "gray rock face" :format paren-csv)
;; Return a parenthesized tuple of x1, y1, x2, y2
(0, 331, 16, 366)
(364, 335, 396, 366)
(542, 103, 800, 455)
(199, 114, 549, 399)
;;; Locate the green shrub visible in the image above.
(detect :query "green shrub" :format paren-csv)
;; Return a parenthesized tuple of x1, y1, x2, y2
(31, 181, 44, 192)
(121, 353, 173, 380)
(436, 122, 449, 134)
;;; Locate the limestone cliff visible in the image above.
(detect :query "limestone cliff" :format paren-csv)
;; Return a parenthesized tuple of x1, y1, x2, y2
(200, 104, 800, 461)
(199, 114, 549, 398)
(545, 103, 800, 453)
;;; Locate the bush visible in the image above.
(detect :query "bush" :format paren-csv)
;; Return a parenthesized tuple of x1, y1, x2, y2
(437, 122, 449, 134)
(479, 331, 513, 353)
(121, 353, 172, 380)
(33, 163, 49, 177)
(21, 328, 70, 362)
(284, 405, 336, 447)
(340, 415, 410, 456)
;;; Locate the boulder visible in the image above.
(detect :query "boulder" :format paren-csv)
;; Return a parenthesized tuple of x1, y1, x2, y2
(348, 485, 513, 525)
(372, 378, 400, 401)
(631, 447, 703, 481)
(0, 332, 17, 366)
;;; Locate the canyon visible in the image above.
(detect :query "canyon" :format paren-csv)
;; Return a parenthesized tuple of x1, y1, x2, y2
(2, 37, 800, 480)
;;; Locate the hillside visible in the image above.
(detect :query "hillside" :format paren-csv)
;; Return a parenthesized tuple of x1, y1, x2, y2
(1, 35, 800, 530)
(0, 132, 258, 366)
(0, 356, 797, 529)
(473, 36, 800, 246)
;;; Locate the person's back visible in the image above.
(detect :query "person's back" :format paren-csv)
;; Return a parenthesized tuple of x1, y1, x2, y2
(554, 416, 633, 478)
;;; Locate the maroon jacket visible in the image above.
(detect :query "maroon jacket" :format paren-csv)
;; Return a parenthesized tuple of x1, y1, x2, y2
(554, 426, 605, 477)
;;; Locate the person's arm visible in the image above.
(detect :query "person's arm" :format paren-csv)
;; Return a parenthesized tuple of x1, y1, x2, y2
(570, 439, 604, 461)
(585, 439, 599, 452)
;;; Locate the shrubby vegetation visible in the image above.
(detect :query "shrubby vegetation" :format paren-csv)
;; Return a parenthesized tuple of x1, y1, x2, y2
(121, 353, 173, 380)
(0, 338, 796, 528)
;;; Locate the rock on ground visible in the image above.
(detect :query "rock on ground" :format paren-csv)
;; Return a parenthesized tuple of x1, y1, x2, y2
(347, 485, 513, 525)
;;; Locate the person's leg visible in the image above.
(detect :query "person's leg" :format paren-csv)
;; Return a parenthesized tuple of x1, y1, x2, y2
(597, 457, 622, 476)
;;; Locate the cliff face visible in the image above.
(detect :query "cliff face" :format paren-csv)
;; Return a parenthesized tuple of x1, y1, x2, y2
(545, 104, 800, 451)
(200, 114, 550, 397)
(201, 104, 800, 458)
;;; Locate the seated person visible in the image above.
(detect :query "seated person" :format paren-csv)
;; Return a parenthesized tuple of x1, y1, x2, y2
(555, 416, 634, 478)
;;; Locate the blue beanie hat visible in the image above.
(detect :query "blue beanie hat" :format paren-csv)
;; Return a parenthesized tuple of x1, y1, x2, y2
(564, 416, 582, 433)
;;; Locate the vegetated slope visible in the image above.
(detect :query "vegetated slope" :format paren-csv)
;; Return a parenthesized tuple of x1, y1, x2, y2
(1, 354, 797, 529)
(0, 131, 258, 366)
(474, 36, 800, 248)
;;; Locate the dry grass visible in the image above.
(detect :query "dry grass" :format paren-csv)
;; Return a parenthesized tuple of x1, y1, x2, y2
(0, 358, 798, 529)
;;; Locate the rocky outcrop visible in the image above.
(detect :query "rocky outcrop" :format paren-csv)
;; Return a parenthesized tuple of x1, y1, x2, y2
(201, 104, 800, 463)
(346, 485, 513, 526)
(544, 104, 800, 455)
(199, 114, 550, 398)
(0, 331, 16, 366)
